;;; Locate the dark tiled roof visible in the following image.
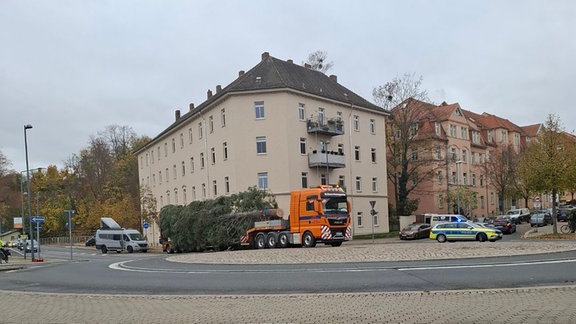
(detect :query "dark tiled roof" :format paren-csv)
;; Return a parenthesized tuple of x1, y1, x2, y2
(142, 53, 384, 148)
(224, 53, 382, 111)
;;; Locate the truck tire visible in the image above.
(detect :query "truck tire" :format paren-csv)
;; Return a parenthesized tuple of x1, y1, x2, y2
(329, 241, 342, 247)
(101, 246, 108, 254)
(278, 232, 289, 248)
(302, 232, 316, 248)
(266, 232, 278, 248)
(255, 233, 266, 249)
(127, 246, 134, 253)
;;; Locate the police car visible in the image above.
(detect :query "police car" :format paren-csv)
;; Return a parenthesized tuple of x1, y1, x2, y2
(430, 222, 503, 243)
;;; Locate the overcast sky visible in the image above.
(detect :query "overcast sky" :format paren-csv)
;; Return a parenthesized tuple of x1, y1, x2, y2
(1, 0, 574, 171)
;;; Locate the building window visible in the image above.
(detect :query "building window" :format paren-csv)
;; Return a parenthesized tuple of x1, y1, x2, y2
(461, 150, 467, 162)
(450, 124, 457, 137)
(165, 168, 169, 183)
(321, 174, 327, 185)
(200, 153, 205, 169)
(181, 161, 185, 177)
(221, 108, 226, 127)
(255, 101, 265, 119)
(213, 180, 217, 196)
(225, 176, 230, 194)
(190, 157, 194, 173)
(357, 212, 363, 227)
(501, 130, 508, 143)
(480, 175, 484, 186)
(461, 127, 468, 139)
(298, 103, 305, 121)
(451, 148, 457, 161)
(338, 175, 345, 188)
(300, 138, 306, 155)
(151, 150, 155, 164)
(318, 107, 325, 125)
(152, 174, 156, 187)
(183, 187, 187, 204)
(354, 146, 360, 161)
(435, 146, 442, 160)
(301, 172, 308, 188)
(338, 144, 344, 155)
(189, 128, 193, 144)
(172, 138, 176, 153)
(160, 196, 163, 207)
(439, 194, 444, 209)
(371, 148, 376, 163)
(180, 133, 184, 148)
(164, 143, 168, 157)
(202, 183, 206, 198)
(256, 136, 267, 154)
(209, 115, 214, 133)
(480, 195, 485, 207)
(173, 165, 177, 180)
(437, 171, 443, 184)
(452, 172, 457, 184)
(471, 152, 476, 164)
(490, 192, 495, 205)
(487, 131, 493, 143)
(435, 122, 441, 136)
(211, 147, 216, 164)
(370, 119, 375, 134)
(353, 115, 359, 131)
(355, 176, 362, 192)
(159, 171, 163, 184)
(258, 172, 268, 189)
(463, 172, 467, 185)
(198, 122, 203, 139)
(157, 147, 161, 161)
(472, 174, 476, 186)
(472, 131, 480, 144)
(411, 148, 418, 161)
(372, 177, 377, 192)
(192, 186, 196, 200)
(166, 191, 171, 204)
(174, 188, 178, 204)
(223, 142, 228, 160)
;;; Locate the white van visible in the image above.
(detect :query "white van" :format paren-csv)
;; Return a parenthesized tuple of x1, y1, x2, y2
(95, 217, 148, 253)
(425, 214, 469, 228)
(506, 208, 530, 224)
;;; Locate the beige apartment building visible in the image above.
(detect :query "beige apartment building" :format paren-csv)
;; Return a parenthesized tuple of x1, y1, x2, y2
(137, 52, 390, 243)
(388, 99, 530, 219)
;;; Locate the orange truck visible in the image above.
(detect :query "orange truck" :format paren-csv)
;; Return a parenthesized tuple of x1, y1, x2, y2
(240, 185, 352, 248)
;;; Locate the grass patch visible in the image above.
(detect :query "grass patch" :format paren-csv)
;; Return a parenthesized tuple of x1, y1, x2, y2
(530, 233, 576, 240)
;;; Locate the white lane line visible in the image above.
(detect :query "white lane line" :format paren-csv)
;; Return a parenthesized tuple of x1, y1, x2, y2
(399, 258, 576, 271)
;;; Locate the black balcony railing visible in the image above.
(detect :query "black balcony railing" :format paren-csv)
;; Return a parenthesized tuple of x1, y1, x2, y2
(307, 118, 344, 136)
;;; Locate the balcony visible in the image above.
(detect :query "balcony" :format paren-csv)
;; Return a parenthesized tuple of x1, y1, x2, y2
(308, 151, 346, 169)
(306, 118, 344, 136)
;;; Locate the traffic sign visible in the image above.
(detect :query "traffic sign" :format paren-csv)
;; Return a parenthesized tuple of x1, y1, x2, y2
(370, 201, 376, 208)
(143, 221, 149, 229)
(31, 216, 45, 223)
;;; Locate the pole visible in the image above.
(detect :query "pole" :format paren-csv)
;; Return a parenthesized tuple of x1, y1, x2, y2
(325, 141, 330, 184)
(20, 173, 26, 259)
(456, 160, 462, 215)
(24, 124, 34, 261)
(66, 210, 74, 260)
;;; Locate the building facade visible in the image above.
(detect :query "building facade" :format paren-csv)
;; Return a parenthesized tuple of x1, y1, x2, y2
(137, 52, 390, 243)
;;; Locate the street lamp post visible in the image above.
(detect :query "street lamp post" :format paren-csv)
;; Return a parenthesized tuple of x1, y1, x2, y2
(24, 124, 35, 261)
(456, 160, 462, 215)
(325, 140, 330, 184)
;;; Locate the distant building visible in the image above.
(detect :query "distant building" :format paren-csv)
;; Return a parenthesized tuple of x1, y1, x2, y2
(137, 52, 390, 242)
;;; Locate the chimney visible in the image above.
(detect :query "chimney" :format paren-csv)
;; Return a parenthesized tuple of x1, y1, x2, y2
(304, 63, 311, 69)
(189, 103, 195, 111)
(207, 89, 213, 99)
(175, 109, 181, 120)
(287, 59, 293, 64)
(261, 52, 270, 61)
(216, 85, 222, 93)
(238, 70, 245, 77)
(329, 75, 337, 82)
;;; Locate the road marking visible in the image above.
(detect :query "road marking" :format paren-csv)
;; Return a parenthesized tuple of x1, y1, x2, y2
(398, 258, 576, 271)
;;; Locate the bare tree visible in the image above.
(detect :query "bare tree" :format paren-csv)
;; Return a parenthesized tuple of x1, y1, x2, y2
(485, 144, 521, 212)
(373, 74, 436, 216)
(99, 125, 136, 159)
(304, 50, 334, 74)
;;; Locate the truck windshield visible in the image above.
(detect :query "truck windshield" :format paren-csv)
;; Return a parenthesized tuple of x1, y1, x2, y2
(128, 233, 144, 241)
(322, 197, 349, 214)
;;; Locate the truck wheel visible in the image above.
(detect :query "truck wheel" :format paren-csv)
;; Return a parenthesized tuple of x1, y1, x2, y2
(255, 233, 266, 249)
(302, 232, 316, 248)
(330, 241, 342, 247)
(266, 232, 278, 248)
(101, 246, 108, 254)
(278, 232, 289, 248)
(127, 246, 134, 253)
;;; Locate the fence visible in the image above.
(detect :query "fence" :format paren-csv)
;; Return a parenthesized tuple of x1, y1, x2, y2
(40, 235, 92, 246)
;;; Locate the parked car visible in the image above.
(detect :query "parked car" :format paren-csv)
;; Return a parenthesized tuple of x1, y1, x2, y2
(492, 215, 517, 234)
(430, 222, 503, 243)
(557, 206, 574, 222)
(399, 223, 431, 240)
(506, 208, 531, 224)
(530, 212, 552, 227)
(85, 236, 96, 247)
